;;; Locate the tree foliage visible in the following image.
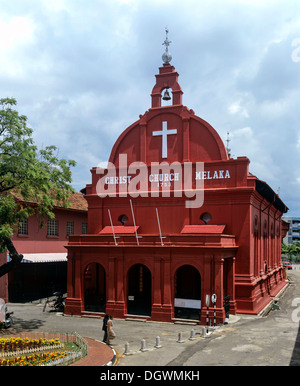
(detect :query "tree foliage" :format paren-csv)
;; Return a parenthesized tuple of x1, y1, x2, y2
(0, 97, 76, 256)
(282, 242, 300, 262)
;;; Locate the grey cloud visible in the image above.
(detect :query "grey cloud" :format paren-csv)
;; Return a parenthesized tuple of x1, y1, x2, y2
(237, 39, 300, 102)
(0, 0, 300, 214)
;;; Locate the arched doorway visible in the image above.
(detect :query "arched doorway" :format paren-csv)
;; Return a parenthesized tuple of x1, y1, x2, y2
(127, 264, 152, 316)
(174, 265, 201, 320)
(84, 263, 106, 312)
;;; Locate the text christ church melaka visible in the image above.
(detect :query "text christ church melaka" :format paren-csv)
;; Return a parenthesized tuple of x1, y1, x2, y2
(65, 31, 288, 324)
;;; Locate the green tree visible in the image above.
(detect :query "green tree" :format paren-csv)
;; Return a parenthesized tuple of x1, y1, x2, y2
(294, 241, 300, 262)
(281, 242, 289, 256)
(282, 242, 300, 263)
(0, 98, 76, 277)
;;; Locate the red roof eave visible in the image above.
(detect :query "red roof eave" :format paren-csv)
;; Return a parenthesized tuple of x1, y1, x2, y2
(180, 225, 226, 234)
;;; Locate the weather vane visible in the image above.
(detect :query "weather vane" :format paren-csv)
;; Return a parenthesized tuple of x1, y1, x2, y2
(162, 27, 172, 64)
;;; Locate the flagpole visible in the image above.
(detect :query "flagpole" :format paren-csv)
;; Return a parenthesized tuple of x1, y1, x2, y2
(156, 208, 164, 246)
(130, 199, 140, 246)
(108, 209, 118, 246)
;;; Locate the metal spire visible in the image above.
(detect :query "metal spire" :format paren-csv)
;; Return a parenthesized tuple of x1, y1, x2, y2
(162, 27, 171, 51)
(162, 27, 172, 64)
(226, 132, 231, 155)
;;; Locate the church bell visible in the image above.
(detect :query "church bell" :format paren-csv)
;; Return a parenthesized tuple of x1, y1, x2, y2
(162, 89, 171, 101)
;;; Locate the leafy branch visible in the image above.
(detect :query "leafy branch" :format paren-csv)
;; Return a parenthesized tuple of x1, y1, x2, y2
(0, 98, 76, 276)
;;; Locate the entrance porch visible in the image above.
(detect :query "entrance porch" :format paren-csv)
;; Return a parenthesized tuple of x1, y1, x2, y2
(65, 231, 238, 325)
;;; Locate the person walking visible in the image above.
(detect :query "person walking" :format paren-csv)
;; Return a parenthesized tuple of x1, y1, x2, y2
(102, 314, 109, 343)
(107, 315, 116, 345)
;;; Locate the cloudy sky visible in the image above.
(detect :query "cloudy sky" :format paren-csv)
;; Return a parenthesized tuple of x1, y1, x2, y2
(1, 0, 300, 216)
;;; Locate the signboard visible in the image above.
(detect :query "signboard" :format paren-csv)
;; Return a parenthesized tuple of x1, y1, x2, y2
(174, 298, 201, 310)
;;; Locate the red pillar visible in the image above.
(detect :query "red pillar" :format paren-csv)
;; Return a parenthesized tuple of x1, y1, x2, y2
(151, 257, 163, 320)
(106, 256, 116, 316)
(114, 256, 126, 318)
(151, 256, 172, 322)
(162, 257, 173, 321)
(65, 251, 83, 315)
(201, 255, 225, 325)
(214, 257, 225, 323)
(227, 257, 237, 315)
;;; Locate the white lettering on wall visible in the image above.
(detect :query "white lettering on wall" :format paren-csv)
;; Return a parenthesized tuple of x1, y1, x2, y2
(103, 169, 231, 184)
(195, 169, 231, 180)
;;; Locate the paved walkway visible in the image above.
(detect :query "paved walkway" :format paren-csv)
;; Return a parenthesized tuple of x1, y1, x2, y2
(69, 338, 115, 366)
(4, 269, 300, 366)
(1, 330, 116, 366)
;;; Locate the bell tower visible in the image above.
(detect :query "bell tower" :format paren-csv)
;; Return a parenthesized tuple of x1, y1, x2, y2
(151, 28, 183, 108)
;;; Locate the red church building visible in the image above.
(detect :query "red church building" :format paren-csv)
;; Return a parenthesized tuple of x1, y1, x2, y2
(65, 35, 288, 324)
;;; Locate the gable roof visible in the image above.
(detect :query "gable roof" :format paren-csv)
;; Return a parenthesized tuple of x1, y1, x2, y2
(12, 191, 88, 212)
(64, 192, 88, 211)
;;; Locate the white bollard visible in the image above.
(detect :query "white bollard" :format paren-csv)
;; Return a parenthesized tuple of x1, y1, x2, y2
(155, 336, 162, 348)
(201, 327, 206, 337)
(189, 328, 196, 341)
(140, 339, 148, 352)
(177, 332, 184, 343)
(124, 342, 131, 355)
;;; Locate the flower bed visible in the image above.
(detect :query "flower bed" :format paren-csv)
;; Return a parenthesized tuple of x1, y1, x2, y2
(0, 332, 87, 366)
(0, 337, 61, 354)
(0, 351, 70, 366)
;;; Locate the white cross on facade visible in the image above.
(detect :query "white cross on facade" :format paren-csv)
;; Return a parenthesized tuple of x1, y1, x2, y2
(152, 121, 177, 159)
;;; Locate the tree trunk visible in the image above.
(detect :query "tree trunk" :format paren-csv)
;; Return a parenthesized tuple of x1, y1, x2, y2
(0, 238, 23, 278)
